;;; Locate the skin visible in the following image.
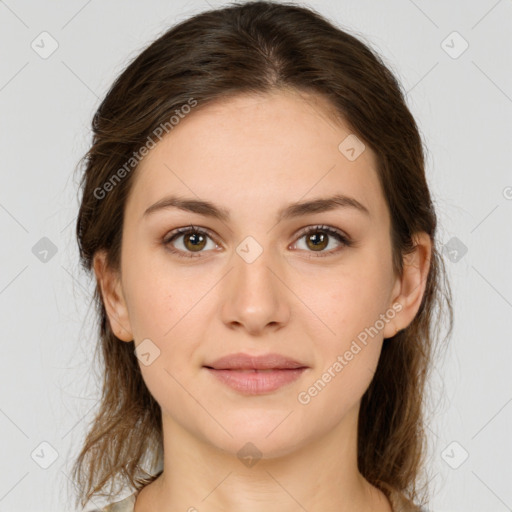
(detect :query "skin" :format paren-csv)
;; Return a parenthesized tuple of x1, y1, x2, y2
(94, 88, 431, 512)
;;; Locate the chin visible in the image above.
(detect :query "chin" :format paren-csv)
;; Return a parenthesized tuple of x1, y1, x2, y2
(198, 413, 311, 461)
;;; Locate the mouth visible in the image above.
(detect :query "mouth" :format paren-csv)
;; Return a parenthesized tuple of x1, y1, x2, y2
(203, 352, 309, 395)
(204, 368, 299, 372)
(204, 352, 308, 371)
(204, 367, 307, 395)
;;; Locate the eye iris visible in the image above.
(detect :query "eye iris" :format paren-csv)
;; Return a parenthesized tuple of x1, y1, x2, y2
(306, 231, 328, 251)
(184, 232, 206, 252)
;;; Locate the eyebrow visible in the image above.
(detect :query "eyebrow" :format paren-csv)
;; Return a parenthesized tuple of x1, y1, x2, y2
(143, 193, 370, 222)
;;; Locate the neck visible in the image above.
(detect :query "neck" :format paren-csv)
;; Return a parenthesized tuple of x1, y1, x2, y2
(135, 404, 392, 512)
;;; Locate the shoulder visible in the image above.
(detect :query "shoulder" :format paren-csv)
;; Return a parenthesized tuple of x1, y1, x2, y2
(388, 489, 431, 512)
(99, 492, 137, 512)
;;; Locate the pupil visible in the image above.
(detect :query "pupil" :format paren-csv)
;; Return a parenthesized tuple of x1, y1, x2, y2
(187, 232, 205, 251)
(309, 232, 327, 250)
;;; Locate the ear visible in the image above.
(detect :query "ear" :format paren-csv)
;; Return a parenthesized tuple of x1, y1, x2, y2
(92, 250, 134, 342)
(383, 232, 432, 339)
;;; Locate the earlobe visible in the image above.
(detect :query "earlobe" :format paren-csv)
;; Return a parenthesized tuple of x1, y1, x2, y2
(384, 232, 432, 339)
(92, 250, 134, 342)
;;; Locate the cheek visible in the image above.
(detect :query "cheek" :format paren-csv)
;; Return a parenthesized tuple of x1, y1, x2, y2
(121, 255, 205, 377)
(309, 246, 392, 387)
(320, 262, 391, 338)
(124, 270, 172, 339)
(121, 241, 188, 339)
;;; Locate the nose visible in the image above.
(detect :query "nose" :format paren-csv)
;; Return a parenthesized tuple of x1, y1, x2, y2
(220, 243, 291, 336)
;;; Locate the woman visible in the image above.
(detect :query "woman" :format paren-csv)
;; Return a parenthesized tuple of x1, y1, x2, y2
(71, 2, 453, 511)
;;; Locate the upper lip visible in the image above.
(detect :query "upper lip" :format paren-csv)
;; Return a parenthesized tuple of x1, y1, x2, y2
(204, 352, 308, 370)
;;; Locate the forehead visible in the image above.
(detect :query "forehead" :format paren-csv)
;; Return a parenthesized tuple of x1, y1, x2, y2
(126, 89, 388, 226)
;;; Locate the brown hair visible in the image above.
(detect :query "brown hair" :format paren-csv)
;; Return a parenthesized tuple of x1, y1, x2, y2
(71, 1, 453, 509)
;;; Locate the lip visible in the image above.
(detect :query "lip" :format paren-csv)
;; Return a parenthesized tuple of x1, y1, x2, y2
(205, 368, 307, 395)
(204, 352, 308, 371)
(203, 352, 309, 395)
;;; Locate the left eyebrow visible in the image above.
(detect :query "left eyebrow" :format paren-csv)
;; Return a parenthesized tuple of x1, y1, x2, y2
(277, 194, 370, 221)
(142, 193, 370, 222)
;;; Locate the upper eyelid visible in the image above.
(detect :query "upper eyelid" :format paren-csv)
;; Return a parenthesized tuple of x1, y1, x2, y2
(164, 225, 218, 243)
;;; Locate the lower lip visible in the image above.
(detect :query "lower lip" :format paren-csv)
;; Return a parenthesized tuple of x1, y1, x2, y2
(205, 368, 307, 395)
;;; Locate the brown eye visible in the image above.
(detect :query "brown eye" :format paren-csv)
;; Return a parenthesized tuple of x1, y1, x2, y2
(183, 231, 207, 252)
(293, 225, 352, 257)
(164, 226, 217, 258)
(163, 224, 352, 260)
(305, 231, 329, 251)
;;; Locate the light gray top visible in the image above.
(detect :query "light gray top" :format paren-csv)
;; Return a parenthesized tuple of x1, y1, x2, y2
(96, 491, 430, 511)
(95, 493, 137, 512)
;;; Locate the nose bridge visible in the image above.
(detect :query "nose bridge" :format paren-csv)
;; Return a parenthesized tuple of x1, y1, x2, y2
(221, 233, 290, 332)
(232, 233, 279, 299)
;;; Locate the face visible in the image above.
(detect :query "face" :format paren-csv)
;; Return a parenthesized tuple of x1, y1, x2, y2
(96, 89, 425, 460)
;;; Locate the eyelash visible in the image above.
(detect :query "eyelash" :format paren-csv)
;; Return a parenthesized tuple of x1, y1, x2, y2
(162, 224, 352, 259)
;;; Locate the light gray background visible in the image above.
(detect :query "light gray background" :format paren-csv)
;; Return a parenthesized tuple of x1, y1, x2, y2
(1, 1, 511, 511)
